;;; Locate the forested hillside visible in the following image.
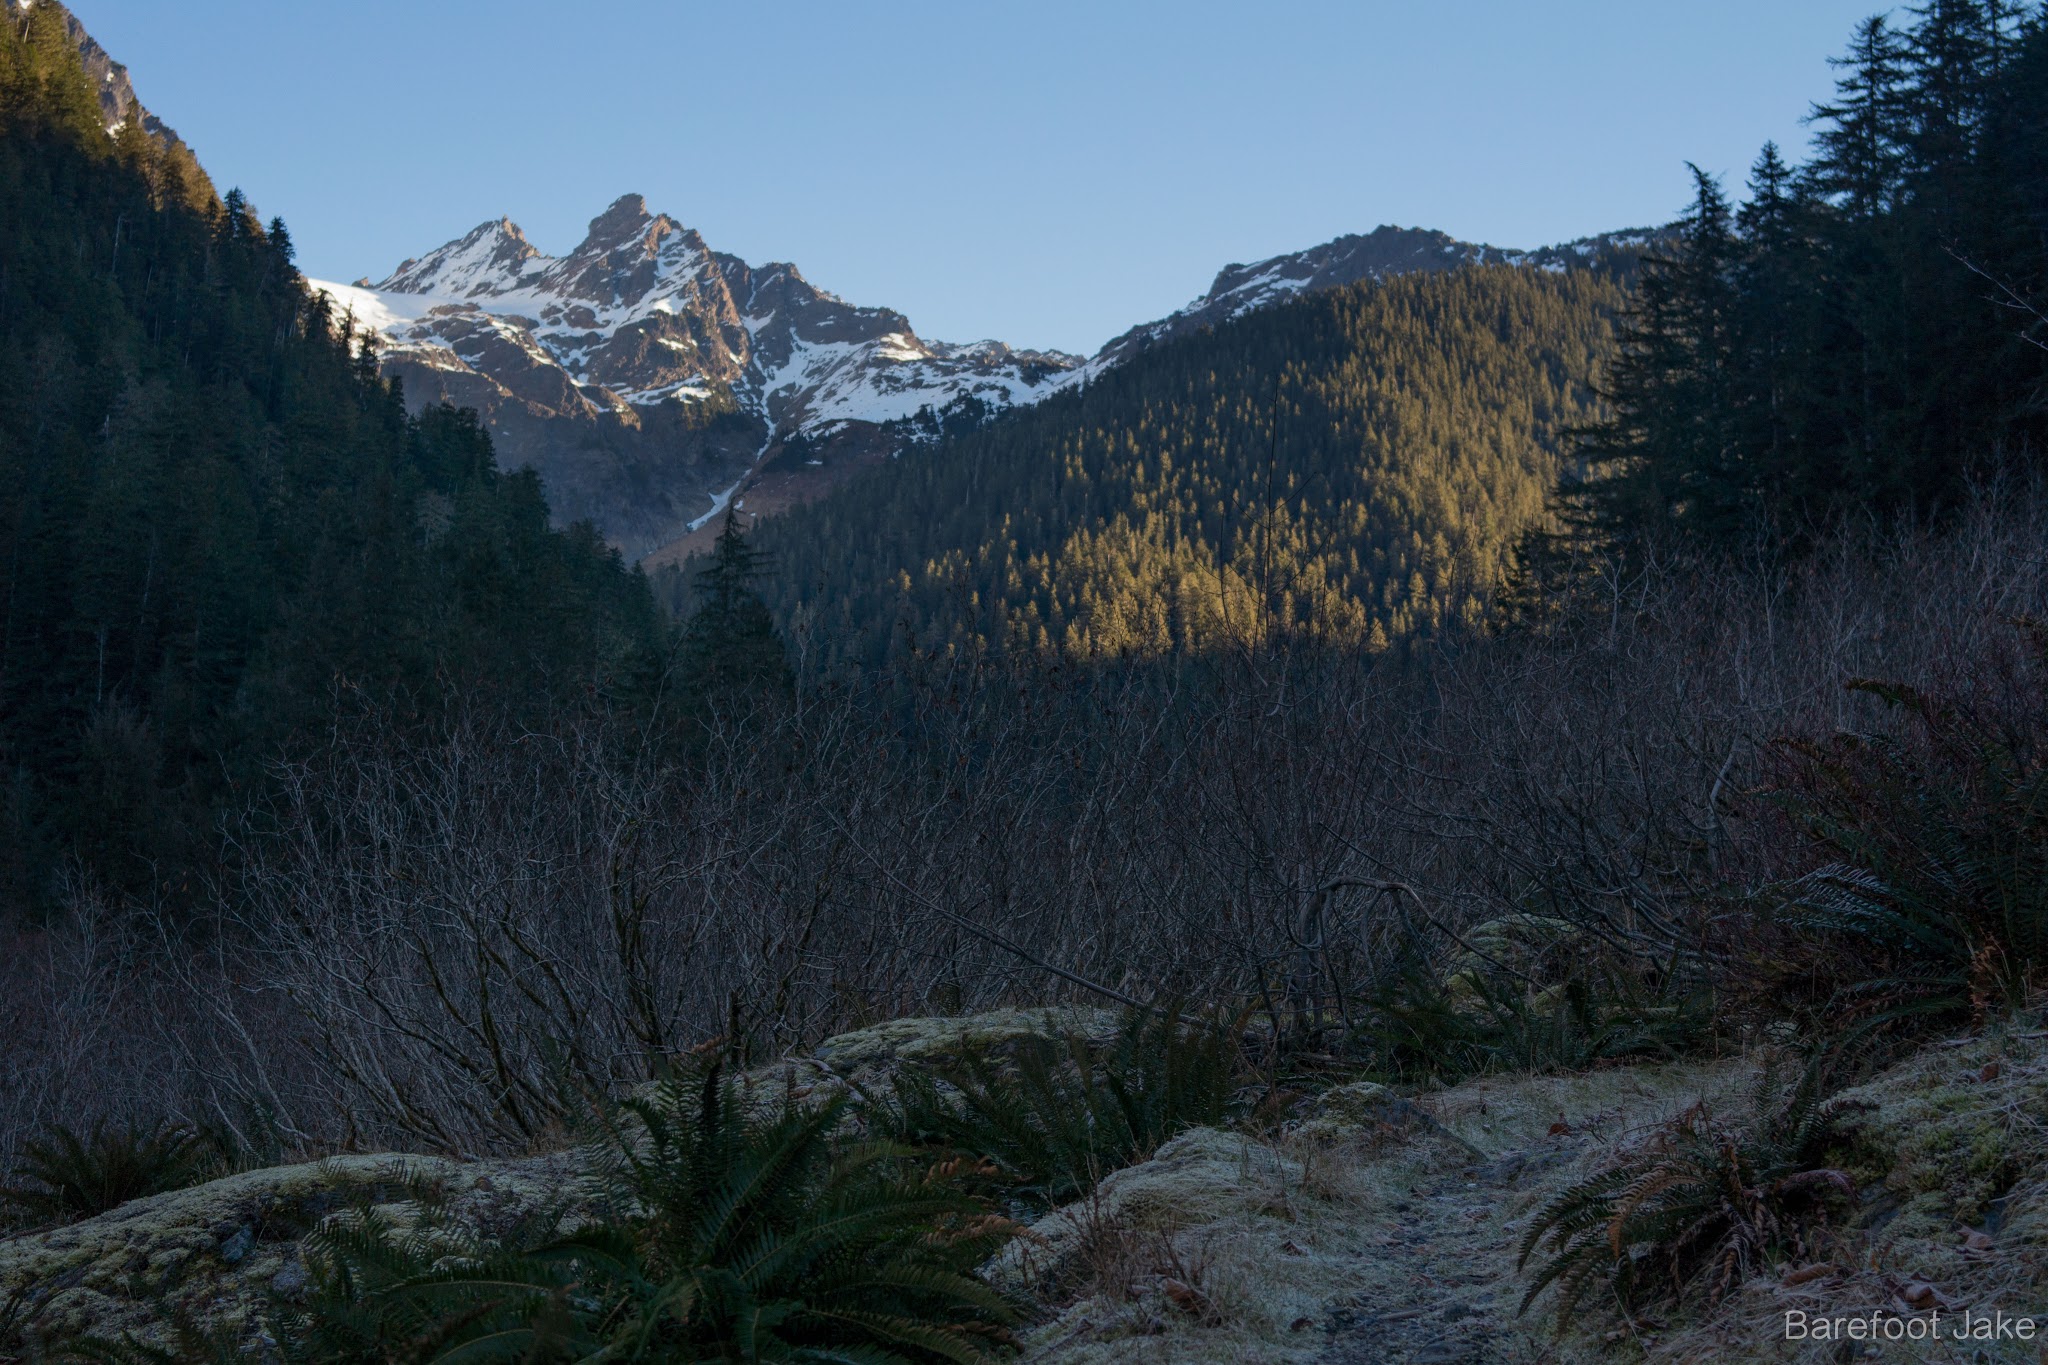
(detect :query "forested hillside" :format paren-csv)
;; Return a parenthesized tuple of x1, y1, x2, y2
(744, 261, 1627, 663)
(0, 9, 665, 913)
(734, 2, 2048, 665)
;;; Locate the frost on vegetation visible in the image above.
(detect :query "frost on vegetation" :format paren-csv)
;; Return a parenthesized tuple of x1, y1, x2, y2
(992, 1127, 1355, 1365)
(8, 1013, 2048, 1365)
(0, 1153, 576, 1348)
(1621, 1030, 2048, 1365)
(1005, 1054, 1812, 1365)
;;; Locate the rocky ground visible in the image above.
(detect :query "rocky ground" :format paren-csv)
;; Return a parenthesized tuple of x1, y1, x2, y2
(4, 1011, 2044, 1364)
(997, 1060, 1751, 1365)
(1001, 1032, 2048, 1365)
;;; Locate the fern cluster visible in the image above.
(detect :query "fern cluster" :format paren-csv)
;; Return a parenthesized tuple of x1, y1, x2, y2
(66, 1065, 1020, 1365)
(882, 1007, 1243, 1211)
(1350, 937, 1710, 1085)
(1766, 623, 2048, 1032)
(564, 1066, 1019, 1362)
(2, 1122, 210, 1228)
(1516, 1059, 1857, 1327)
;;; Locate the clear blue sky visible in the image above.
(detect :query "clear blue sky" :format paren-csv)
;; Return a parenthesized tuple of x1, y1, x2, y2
(79, 1, 1883, 356)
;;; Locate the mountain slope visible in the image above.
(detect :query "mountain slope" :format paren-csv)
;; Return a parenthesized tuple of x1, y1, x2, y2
(3, 0, 214, 207)
(327, 201, 1653, 560)
(1083, 223, 1652, 377)
(0, 8, 664, 911)
(742, 259, 1627, 662)
(307, 196, 1079, 554)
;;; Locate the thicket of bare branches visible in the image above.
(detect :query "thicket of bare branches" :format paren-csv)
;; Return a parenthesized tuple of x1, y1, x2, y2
(5, 486, 2044, 1161)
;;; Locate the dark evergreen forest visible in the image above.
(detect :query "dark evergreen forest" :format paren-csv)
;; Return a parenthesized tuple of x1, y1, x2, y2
(0, 9, 667, 914)
(1560, 0, 2048, 551)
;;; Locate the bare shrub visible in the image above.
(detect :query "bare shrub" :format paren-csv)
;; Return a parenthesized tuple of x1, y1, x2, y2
(5, 484, 2044, 1158)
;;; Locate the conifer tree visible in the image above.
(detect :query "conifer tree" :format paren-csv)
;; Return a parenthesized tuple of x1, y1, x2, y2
(1563, 1, 2048, 558)
(1809, 16, 1911, 217)
(1730, 144, 1807, 490)
(1573, 168, 1746, 544)
(677, 512, 791, 703)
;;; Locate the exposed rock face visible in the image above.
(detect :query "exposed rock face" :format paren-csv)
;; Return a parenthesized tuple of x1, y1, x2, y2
(3, 0, 195, 156)
(308, 195, 1081, 556)
(0, 1153, 581, 1350)
(810, 1005, 1120, 1071)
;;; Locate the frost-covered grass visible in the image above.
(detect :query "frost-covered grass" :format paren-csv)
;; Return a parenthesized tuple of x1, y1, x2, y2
(1004, 1054, 1760, 1365)
(1003, 1030, 2048, 1365)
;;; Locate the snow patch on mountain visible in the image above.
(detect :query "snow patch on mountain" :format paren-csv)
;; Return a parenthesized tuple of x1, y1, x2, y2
(309, 195, 1082, 446)
(1070, 224, 1651, 385)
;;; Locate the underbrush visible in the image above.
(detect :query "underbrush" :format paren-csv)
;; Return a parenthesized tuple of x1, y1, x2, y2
(1517, 1056, 1860, 1327)
(880, 1006, 1246, 1213)
(63, 1061, 1023, 1365)
(1760, 620, 2048, 1039)
(6, 505, 2048, 1360)
(1347, 932, 1716, 1085)
(1508, 625, 2048, 1337)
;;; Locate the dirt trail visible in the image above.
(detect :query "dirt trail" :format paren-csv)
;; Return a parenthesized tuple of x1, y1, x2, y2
(1317, 1142, 1570, 1365)
(1017, 1036, 2048, 1365)
(1008, 1061, 1748, 1365)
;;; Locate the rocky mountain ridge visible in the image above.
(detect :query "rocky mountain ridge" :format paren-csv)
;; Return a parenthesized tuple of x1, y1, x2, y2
(334, 195, 1083, 432)
(6, 0, 183, 149)
(306, 196, 1081, 554)
(1082, 221, 1655, 378)
(320, 204, 1651, 560)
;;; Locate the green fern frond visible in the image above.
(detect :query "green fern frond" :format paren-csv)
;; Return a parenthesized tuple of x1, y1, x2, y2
(3, 1120, 211, 1226)
(1517, 1055, 1856, 1331)
(879, 1004, 1243, 1212)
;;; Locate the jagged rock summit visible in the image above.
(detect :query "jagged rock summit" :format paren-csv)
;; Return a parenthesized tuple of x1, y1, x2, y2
(308, 195, 1081, 554)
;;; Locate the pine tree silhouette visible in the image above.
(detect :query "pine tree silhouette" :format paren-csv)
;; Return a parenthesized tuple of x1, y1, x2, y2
(678, 510, 791, 704)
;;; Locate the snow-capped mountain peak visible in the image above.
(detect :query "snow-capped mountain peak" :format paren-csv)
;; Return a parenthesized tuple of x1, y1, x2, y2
(316, 194, 1077, 432)
(307, 196, 1084, 554)
(375, 217, 542, 297)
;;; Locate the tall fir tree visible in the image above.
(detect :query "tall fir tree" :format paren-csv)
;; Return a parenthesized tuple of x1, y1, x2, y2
(1567, 0, 2048, 557)
(1571, 168, 1748, 544)
(1809, 16, 1912, 218)
(676, 512, 790, 704)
